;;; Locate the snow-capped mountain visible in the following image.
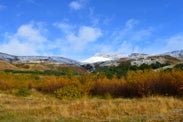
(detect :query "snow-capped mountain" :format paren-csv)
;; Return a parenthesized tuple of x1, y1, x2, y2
(164, 50, 183, 60)
(0, 49, 183, 68)
(82, 54, 123, 63)
(0, 52, 15, 62)
(0, 52, 81, 66)
(128, 53, 149, 59)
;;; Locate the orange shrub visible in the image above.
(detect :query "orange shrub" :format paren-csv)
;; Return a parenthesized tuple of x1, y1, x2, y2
(125, 70, 183, 97)
(90, 76, 125, 97)
(0, 69, 183, 98)
(39, 76, 81, 93)
(0, 80, 12, 90)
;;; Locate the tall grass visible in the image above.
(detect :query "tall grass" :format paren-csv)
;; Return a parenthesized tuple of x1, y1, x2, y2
(0, 93, 183, 121)
(0, 69, 183, 98)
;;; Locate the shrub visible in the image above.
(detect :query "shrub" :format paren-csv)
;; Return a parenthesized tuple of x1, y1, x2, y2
(174, 63, 183, 69)
(125, 70, 183, 97)
(90, 77, 124, 97)
(54, 85, 82, 100)
(15, 86, 31, 97)
(0, 80, 12, 90)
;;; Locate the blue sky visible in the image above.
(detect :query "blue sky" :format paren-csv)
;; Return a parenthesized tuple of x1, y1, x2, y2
(0, 0, 183, 60)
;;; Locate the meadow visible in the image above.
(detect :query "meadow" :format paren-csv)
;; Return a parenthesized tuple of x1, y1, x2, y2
(0, 93, 183, 122)
(0, 65, 183, 121)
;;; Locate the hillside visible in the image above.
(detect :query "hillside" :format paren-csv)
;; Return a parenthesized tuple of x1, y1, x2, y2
(0, 49, 183, 72)
(0, 60, 18, 70)
(82, 50, 183, 70)
(0, 51, 183, 122)
(0, 52, 87, 73)
(0, 52, 81, 66)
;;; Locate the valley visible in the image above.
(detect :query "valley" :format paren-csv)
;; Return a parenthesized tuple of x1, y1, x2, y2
(0, 50, 183, 121)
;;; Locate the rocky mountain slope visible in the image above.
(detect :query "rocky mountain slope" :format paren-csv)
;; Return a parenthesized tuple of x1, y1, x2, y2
(0, 52, 81, 66)
(164, 50, 183, 60)
(0, 49, 183, 72)
(82, 50, 183, 68)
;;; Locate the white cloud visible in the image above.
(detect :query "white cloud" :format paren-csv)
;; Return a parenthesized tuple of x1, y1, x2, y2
(136, 34, 183, 55)
(78, 26, 102, 42)
(99, 41, 134, 56)
(69, 1, 81, 10)
(97, 19, 153, 55)
(125, 19, 138, 30)
(0, 39, 37, 55)
(16, 24, 47, 42)
(0, 21, 102, 59)
(164, 34, 183, 51)
(0, 23, 48, 56)
(149, 34, 183, 53)
(54, 22, 75, 34)
(69, 0, 87, 10)
(117, 19, 151, 42)
(52, 22, 102, 59)
(66, 25, 102, 50)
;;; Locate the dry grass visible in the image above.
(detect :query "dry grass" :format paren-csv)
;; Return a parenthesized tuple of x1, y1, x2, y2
(0, 91, 183, 122)
(13, 63, 86, 73)
(0, 60, 18, 71)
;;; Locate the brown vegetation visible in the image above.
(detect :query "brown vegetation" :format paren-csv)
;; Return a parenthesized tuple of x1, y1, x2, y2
(14, 63, 86, 72)
(0, 65, 183, 121)
(0, 60, 17, 70)
(0, 69, 183, 98)
(0, 93, 182, 121)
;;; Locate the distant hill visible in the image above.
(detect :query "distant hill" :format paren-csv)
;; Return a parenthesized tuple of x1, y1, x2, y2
(0, 52, 87, 73)
(0, 60, 18, 70)
(0, 52, 81, 66)
(0, 49, 183, 72)
(82, 50, 183, 67)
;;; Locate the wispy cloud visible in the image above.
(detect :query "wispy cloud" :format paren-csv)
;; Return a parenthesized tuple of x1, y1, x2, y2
(164, 34, 183, 51)
(69, 0, 87, 10)
(144, 33, 183, 54)
(0, 22, 49, 56)
(53, 22, 75, 34)
(125, 19, 139, 30)
(1, 19, 181, 60)
(16, 24, 47, 43)
(69, 1, 81, 10)
(97, 19, 153, 55)
(54, 22, 102, 51)
(67, 25, 102, 49)
(0, 20, 102, 59)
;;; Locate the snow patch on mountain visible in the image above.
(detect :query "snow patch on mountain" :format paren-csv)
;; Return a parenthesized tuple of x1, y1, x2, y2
(82, 54, 123, 63)
(128, 53, 149, 59)
(0, 52, 81, 66)
(164, 49, 183, 60)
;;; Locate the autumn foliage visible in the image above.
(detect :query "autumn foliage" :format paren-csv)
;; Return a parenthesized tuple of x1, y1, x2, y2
(0, 69, 183, 98)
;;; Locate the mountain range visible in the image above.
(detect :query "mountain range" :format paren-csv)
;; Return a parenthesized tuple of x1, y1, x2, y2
(0, 50, 183, 71)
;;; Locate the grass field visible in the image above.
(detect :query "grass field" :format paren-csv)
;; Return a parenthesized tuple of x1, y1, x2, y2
(0, 62, 183, 121)
(0, 91, 183, 122)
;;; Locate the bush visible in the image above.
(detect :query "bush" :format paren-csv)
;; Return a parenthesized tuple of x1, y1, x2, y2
(54, 85, 82, 100)
(15, 86, 31, 97)
(90, 77, 124, 97)
(0, 80, 12, 90)
(174, 63, 183, 70)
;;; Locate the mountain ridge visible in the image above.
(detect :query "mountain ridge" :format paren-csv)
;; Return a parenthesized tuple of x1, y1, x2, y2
(82, 53, 123, 63)
(82, 49, 183, 64)
(0, 52, 81, 66)
(0, 49, 183, 71)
